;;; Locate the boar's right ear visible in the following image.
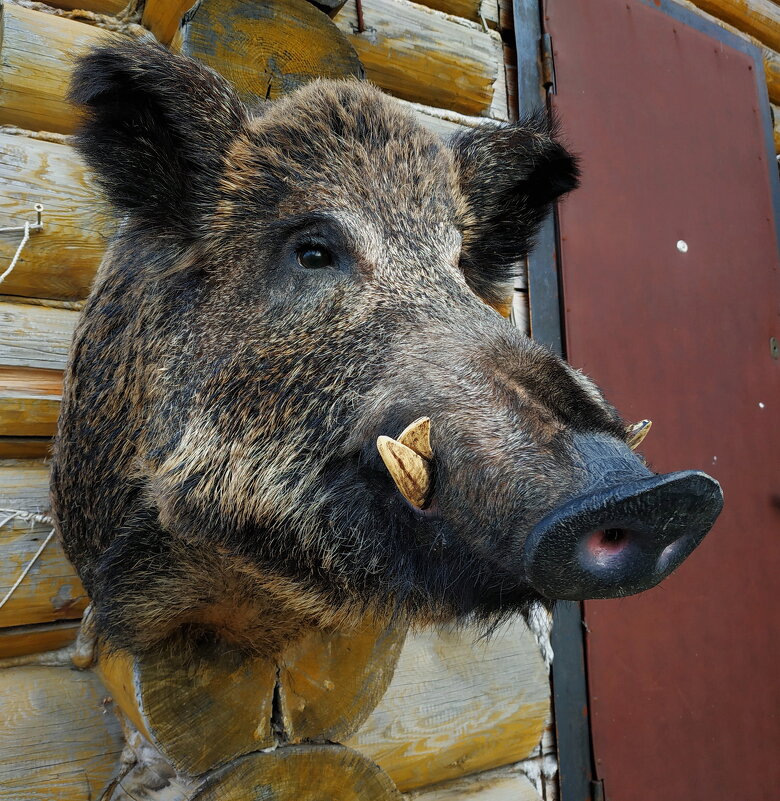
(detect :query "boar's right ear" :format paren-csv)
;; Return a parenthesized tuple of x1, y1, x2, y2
(451, 112, 579, 305)
(69, 41, 248, 236)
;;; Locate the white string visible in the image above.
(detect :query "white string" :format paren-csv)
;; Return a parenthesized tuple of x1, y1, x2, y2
(0, 509, 56, 612)
(0, 221, 30, 285)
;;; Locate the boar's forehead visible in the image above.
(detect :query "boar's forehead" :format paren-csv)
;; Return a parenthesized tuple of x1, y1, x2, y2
(218, 81, 462, 246)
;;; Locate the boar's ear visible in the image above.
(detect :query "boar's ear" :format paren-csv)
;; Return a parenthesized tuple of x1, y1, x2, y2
(69, 40, 248, 237)
(451, 112, 579, 305)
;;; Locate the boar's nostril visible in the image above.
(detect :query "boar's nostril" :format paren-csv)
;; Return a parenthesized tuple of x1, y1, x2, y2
(586, 528, 630, 565)
(377, 417, 434, 509)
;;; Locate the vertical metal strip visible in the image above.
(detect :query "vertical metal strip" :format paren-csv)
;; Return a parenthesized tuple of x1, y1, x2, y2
(512, 2, 595, 800)
(512, 0, 564, 354)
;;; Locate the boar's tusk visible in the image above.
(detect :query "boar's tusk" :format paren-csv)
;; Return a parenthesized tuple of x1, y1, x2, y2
(626, 419, 652, 451)
(377, 435, 433, 509)
(397, 416, 433, 460)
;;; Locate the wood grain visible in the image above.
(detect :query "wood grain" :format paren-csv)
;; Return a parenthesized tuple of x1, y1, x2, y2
(348, 619, 549, 792)
(416, 0, 498, 28)
(45, 0, 127, 12)
(97, 643, 278, 776)
(334, 0, 507, 119)
(0, 459, 87, 628)
(0, 3, 116, 134)
(0, 456, 49, 511)
(0, 365, 62, 395)
(0, 133, 108, 301)
(0, 516, 87, 627)
(193, 744, 401, 800)
(97, 620, 405, 776)
(772, 103, 779, 151)
(143, 0, 199, 45)
(690, 0, 780, 53)
(0, 301, 78, 370)
(176, 0, 363, 103)
(0, 666, 124, 801)
(764, 45, 780, 104)
(400, 99, 487, 138)
(0, 367, 61, 436)
(0, 619, 80, 657)
(0, 436, 51, 459)
(278, 620, 406, 742)
(404, 766, 541, 800)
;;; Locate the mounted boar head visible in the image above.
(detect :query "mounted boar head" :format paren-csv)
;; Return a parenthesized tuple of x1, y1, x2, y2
(51, 41, 723, 656)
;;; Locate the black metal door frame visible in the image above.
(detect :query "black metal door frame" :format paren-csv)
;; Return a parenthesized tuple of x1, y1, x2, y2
(512, 3, 596, 800)
(511, 2, 780, 800)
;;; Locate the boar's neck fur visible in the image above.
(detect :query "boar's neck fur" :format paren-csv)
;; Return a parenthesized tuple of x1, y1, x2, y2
(52, 41, 626, 657)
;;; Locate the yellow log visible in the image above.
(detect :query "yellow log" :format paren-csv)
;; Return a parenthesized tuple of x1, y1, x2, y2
(0, 666, 124, 801)
(97, 643, 277, 774)
(175, 0, 363, 103)
(193, 744, 401, 800)
(142, 0, 199, 45)
(0, 460, 87, 628)
(97, 619, 405, 775)
(764, 46, 780, 104)
(0, 395, 60, 436)
(690, 0, 780, 54)
(0, 458, 87, 629)
(0, 300, 78, 370)
(278, 621, 406, 743)
(0, 619, 80, 657)
(45, 0, 127, 12)
(0, 133, 108, 301)
(335, 0, 508, 119)
(0, 436, 50, 458)
(0, 367, 61, 436)
(348, 619, 549, 792)
(772, 103, 780, 151)
(416, 0, 498, 27)
(0, 3, 118, 134)
(403, 766, 541, 800)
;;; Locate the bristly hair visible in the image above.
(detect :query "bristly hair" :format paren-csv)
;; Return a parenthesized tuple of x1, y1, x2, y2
(451, 111, 580, 306)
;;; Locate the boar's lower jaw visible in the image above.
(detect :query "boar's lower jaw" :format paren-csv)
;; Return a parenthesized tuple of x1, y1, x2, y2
(523, 470, 723, 600)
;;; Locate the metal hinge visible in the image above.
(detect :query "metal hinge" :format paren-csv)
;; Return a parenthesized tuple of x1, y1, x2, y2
(541, 32, 556, 94)
(591, 779, 606, 801)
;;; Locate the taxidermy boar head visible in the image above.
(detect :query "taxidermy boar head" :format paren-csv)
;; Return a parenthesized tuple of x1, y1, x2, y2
(51, 41, 723, 656)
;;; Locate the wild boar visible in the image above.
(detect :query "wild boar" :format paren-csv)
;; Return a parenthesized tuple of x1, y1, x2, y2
(51, 41, 723, 656)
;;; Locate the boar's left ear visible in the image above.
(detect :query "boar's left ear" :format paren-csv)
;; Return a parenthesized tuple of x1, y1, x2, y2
(451, 112, 579, 305)
(69, 40, 249, 238)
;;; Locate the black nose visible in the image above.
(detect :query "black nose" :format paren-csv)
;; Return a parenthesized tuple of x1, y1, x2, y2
(523, 440, 723, 600)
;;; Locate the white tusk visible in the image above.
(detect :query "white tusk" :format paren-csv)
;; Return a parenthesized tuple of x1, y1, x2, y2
(626, 419, 652, 451)
(397, 416, 433, 461)
(377, 435, 433, 509)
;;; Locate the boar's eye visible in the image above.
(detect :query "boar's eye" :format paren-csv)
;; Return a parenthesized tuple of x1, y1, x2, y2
(296, 245, 334, 270)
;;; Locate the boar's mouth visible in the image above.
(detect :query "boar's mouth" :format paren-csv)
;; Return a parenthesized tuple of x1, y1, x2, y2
(523, 439, 723, 601)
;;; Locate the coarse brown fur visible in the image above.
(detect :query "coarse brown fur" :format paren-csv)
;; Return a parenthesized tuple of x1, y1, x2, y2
(52, 41, 627, 656)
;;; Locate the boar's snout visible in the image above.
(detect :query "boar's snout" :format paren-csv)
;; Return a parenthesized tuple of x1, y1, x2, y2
(524, 435, 723, 600)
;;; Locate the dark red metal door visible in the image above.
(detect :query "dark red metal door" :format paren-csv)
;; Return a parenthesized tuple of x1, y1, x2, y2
(544, 0, 780, 799)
